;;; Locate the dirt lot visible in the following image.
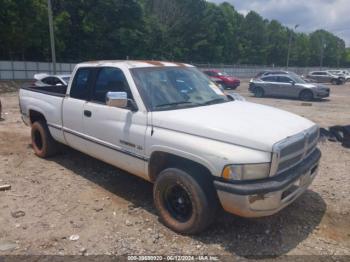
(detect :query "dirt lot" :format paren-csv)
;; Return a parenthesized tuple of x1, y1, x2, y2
(0, 80, 349, 259)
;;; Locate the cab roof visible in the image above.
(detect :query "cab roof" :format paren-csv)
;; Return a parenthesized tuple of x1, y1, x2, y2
(79, 60, 194, 69)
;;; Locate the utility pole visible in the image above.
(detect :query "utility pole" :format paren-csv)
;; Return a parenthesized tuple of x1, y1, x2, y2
(47, 0, 56, 74)
(286, 24, 299, 69)
(336, 41, 341, 68)
(320, 36, 326, 69)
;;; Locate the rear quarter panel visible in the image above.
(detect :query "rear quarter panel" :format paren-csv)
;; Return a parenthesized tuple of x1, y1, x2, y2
(19, 89, 66, 144)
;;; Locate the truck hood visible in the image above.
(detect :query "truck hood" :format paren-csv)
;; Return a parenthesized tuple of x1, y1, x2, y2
(152, 101, 315, 152)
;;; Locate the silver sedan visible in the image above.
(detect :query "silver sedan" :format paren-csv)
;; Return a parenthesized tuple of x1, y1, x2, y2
(249, 74, 330, 101)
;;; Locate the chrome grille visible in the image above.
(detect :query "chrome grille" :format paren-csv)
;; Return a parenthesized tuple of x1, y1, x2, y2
(277, 154, 303, 171)
(271, 126, 319, 176)
(280, 138, 306, 157)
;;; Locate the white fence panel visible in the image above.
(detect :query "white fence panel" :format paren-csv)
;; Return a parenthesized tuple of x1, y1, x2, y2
(1, 60, 349, 80)
(0, 60, 77, 80)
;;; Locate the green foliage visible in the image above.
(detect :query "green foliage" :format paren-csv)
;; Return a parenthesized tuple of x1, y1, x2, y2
(0, 0, 348, 67)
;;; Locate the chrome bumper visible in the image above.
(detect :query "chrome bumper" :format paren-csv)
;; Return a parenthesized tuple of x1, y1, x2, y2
(214, 148, 321, 217)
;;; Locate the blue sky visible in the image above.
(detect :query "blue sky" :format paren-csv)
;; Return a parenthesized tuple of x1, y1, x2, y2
(208, 0, 350, 46)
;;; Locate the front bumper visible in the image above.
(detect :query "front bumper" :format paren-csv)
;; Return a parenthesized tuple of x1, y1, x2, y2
(214, 148, 321, 217)
(314, 90, 330, 98)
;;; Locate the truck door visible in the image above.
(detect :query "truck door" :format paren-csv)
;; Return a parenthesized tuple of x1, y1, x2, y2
(82, 67, 148, 179)
(62, 67, 93, 153)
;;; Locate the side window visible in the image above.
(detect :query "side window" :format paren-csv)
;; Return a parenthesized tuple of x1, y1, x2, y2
(262, 76, 277, 82)
(42, 77, 53, 85)
(92, 67, 133, 103)
(70, 68, 92, 100)
(52, 77, 62, 85)
(277, 76, 292, 83)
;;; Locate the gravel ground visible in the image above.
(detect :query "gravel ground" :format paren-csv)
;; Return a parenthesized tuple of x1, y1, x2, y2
(0, 80, 349, 259)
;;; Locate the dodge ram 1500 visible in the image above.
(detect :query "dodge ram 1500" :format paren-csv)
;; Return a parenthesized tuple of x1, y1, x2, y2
(19, 60, 321, 234)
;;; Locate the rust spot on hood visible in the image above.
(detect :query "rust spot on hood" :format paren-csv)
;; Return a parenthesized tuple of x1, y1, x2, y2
(139, 60, 165, 66)
(172, 62, 187, 67)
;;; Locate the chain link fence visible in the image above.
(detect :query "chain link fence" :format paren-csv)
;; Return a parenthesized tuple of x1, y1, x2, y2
(1, 60, 349, 80)
(194, 63, 349, 78)
(0, 61, 76, 80)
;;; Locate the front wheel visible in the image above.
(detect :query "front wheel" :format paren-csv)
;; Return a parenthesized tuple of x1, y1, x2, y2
(299, 90, 314, 101)
(153, 168, 218, 234)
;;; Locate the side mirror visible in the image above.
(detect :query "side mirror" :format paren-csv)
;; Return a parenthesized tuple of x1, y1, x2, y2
(106, 91, 138, 111)
(106, 91, 128, 108)
(290, 80, 296, 85)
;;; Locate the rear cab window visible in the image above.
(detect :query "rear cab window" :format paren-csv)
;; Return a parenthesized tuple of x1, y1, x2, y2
(70, 68, 93, 100)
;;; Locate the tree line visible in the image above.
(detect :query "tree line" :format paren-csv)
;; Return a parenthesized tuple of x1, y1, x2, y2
(1, 0, 349, 67)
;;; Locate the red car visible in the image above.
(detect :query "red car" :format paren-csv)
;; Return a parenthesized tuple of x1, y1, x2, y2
(203, 70, 240, 89)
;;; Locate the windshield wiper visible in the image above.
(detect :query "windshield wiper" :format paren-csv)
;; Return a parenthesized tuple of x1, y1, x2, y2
(201, 98, 226, 106)
(155, 101, 193, 108)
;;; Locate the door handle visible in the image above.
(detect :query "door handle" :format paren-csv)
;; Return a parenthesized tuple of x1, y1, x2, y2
(84, 110, 92, 117)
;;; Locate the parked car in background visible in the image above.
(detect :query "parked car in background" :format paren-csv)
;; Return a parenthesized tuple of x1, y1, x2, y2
(33, 73, 71, 87)
(328, 70, 350, 82)
(203, 70, 240, 89)
(307, 71, 345, 85)
(249, 74, 330, 101)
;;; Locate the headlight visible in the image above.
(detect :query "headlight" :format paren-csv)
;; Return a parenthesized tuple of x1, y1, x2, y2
(222, 163, 271, 181)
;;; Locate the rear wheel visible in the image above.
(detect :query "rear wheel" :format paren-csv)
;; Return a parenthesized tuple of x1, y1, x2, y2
(299, 90, 314, 101)
(31, 121, 58, 158)
(254, 87, 264, 98)
(153, 168, 218, 234)
(331, 79, 338, 85)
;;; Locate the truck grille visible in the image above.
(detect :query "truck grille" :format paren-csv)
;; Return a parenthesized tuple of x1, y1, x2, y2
(271, 126, 319, 176)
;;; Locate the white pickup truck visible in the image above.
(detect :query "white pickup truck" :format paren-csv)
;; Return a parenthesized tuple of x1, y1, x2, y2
(19, 61, 321, 234)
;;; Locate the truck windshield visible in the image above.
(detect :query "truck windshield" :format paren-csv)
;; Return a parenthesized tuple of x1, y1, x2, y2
(132, 67, 228, 111)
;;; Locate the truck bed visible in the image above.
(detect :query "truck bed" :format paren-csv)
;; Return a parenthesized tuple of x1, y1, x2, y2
(19, 85, 67, 144)
(21, 85, 67, 97)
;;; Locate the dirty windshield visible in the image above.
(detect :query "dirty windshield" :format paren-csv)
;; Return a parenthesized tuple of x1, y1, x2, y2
(132, 67, 228, 111)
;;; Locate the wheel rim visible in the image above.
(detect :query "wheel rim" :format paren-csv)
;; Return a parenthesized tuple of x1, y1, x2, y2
(163, 185, 193, 222)
(33, 130, 43, 150)
(302, 92, 312, 101)
(255, 88, 263, 97)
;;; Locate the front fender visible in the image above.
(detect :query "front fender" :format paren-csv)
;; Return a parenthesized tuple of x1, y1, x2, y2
(146, 127, 272, 178)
